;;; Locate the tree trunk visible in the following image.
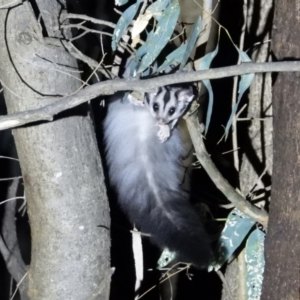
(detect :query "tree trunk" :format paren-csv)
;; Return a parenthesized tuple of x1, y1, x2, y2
(0, 1, 111, 299)
(261, 1, 300, 299)
(221, 1, 273, 298)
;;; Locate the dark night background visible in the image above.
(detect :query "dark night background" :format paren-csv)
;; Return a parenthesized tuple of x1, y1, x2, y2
(0, 1, 259, 299)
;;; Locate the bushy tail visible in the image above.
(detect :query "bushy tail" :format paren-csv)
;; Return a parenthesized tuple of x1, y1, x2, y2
(126, 189, 212, 268)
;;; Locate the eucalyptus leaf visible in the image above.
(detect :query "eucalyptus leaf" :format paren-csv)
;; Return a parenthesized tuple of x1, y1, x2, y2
(135, 30, 154, 59)
(179, 17, 202, 70)
(212, 208, 255, 271)
(202, 79, 214, 134)
(137, 0, 180, 74)
(146, 0, 169, 20)
(197, 44, 219, 134)
(198, 44, 219, 70)
(155, 43, 187, 73)
(131, 0, 170, 38)
(111, 0, 143, 51)
(127, 58, 139, 77)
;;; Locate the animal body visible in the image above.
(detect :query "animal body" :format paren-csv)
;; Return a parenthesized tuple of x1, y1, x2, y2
(104, 85, 212, 267)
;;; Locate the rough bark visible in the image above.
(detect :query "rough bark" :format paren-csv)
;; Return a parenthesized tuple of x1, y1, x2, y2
(0, 1, 110, 299)
(222, 1, 273, 299)
(261, 1, 300, 299)
(240, 0, 273, 199)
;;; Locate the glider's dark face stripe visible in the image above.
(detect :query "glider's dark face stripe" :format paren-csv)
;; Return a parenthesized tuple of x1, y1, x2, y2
(145, 93, 150, 104)
(157, 87, 163, 96)
(163, 87, 171, 109)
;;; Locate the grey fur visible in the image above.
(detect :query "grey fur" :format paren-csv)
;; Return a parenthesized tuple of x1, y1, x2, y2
(104, 86, 211, 267)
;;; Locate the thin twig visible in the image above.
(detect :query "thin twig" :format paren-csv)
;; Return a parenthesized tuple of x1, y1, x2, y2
(62, 41, 114, 79)
(231, 0, 248, 173)
(0, 156, 19, 161)
(0, 197, 25, 205)
(69, 30, 90, 42)
(63, 13, 116, 29)
(247, 166, 269, 197)
(0, 176, 22, 182)
(137, 264, 190, 299)
(114, 8, 122, 15)
(10, 272, 28, 300)
(61, 24, 113, 37)
(237, 117, 267, 121)
(84, 53, 107, 85)
(222, 148, 240, 155)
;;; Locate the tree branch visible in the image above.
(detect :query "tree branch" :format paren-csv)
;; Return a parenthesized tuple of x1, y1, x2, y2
(0, 61, 299, 131)
(186, 102, 268, 227)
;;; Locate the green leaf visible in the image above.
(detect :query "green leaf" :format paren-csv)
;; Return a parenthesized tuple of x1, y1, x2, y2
(245, 229, 265, 300)
(111, 0, 143, 51)
(202, 79, 214, 134)
(212, 208, 255, 271)
(155, 43, 187, 73)
(135, 30, 154, 59)
(146, 0, 169, 20)
(197, 44, 219, 134)
(131, 0, 170, 42)
(179, 17, 202, 70)
(124, 58, 139, 78)
(198, 44, 219, 70)
(137, 0, 180, 74)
